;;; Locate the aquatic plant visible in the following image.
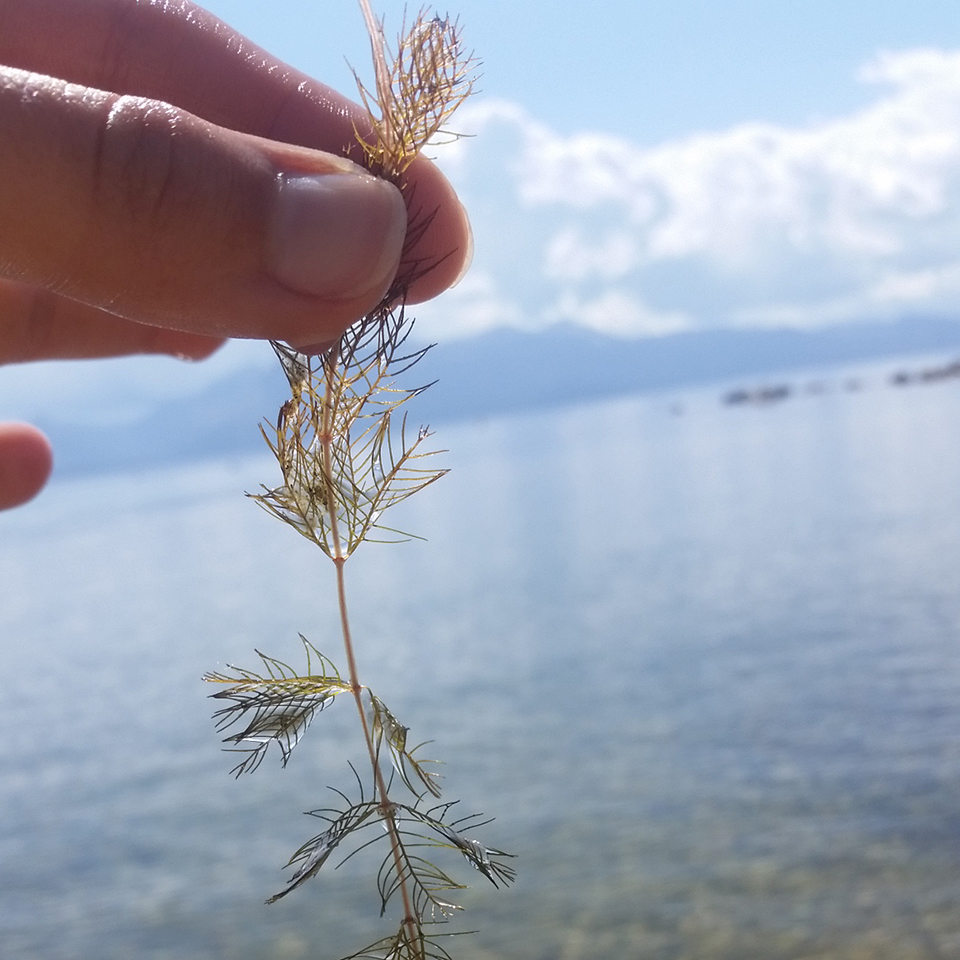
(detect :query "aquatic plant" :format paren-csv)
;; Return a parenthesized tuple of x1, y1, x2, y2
(202, 4, 512, 958)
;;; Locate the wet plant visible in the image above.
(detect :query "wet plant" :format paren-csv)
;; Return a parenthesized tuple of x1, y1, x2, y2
(202, 4, 511, 959)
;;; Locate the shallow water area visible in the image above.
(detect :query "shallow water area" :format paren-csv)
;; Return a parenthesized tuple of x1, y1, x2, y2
(2, 365, 960, 959)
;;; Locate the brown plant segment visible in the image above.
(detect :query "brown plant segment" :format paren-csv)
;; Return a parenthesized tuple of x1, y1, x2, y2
(204, 7, 509, 960)
(353, 1, 479, 311)
(354, 1, 478, 180)
(252, 329, 446, 559)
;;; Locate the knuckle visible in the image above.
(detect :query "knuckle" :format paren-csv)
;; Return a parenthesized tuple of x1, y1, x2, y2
(93, 95, 186, 234)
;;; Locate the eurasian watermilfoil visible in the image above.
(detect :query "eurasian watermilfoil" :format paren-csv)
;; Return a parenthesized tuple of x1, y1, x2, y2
(202, 6, 513, 960)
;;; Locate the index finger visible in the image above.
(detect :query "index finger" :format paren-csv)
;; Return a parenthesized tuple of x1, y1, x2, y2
(0, 0, 470, 304)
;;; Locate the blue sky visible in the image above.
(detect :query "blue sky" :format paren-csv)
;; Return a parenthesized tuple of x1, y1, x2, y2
(4, 0, 960, 424)
(209, 0, 960, 139)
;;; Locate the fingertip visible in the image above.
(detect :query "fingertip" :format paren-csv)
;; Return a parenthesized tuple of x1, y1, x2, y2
(132, 322, 226, 361)
(158, 332, 226, 362)
(0, 423, 53, 510)
(401, 155, 473, 304)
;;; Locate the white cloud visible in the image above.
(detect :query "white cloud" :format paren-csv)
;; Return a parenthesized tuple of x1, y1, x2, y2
(413, 269, 525, 339)
(546, 289, 692, 338)
(543, 228, 640, 283)
(420, 48, 960, 340)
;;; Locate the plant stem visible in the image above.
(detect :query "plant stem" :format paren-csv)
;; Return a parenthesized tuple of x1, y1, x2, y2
(322, 348, 423, 957)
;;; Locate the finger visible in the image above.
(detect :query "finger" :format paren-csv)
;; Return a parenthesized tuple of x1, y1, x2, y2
(0, 67, 410, 346)
(0, 280, 223, 363)
(0, 422, 52, 510)
(0, 0, 471, 303)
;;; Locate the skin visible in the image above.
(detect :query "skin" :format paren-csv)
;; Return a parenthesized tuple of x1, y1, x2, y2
(0, 0, 472, 510)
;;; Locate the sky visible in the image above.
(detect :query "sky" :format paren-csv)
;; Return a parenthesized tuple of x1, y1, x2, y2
(209, 0, 960, 140)
(4, 0, 960, 423)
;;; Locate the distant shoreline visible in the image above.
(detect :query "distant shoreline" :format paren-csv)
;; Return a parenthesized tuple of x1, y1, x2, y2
(32, 316, 960, 477)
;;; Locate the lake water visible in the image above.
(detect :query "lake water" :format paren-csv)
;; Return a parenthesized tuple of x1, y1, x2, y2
(2, 360, 960, 960)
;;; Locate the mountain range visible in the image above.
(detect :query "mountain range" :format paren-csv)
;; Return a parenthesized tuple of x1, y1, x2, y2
(40, 315, 960, 476)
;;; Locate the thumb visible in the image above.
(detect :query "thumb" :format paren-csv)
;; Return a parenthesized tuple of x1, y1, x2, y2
(0, 67, 409, 348)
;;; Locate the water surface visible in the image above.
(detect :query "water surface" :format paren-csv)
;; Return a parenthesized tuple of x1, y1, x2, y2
(2, 368, 960, 959)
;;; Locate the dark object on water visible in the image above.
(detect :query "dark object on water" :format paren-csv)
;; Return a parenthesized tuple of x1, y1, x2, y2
(723, 384, 791, 406)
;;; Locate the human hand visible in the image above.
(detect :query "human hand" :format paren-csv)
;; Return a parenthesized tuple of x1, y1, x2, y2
(0, 0, 472, 509)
